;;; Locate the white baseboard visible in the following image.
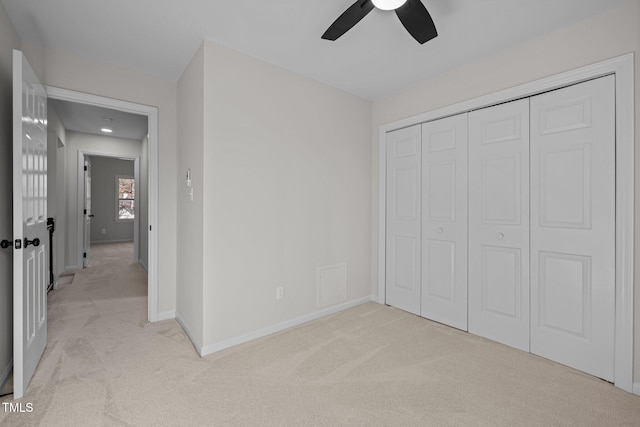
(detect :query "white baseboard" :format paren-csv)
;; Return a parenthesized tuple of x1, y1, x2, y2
(633, 382, 640, 396)
(157, 310, 175, 321)
(200, 296, 373, 357)
(175, 313, 203, 355)
(0, 359, 12, 392)
(138, 259, 148, 272)
(90, 239, 134, 244)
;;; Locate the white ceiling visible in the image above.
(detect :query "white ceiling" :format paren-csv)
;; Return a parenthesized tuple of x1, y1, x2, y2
(2, 0, 630, 100)
(50, 99, 148, 141)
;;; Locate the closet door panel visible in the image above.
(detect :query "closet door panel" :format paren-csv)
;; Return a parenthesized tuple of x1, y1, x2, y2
(530, 75, 615, 381)
(469, 99, 530, 351)
(386, 125, 422, 315)
(421, 113, 468, 330)
(481, 245, 522, 318)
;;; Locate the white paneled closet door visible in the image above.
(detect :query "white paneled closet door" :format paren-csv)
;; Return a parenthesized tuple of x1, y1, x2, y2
(421, 114, 468, 330)
(530, 76, 615, 381)
(468, 99, 530, 352)
(386, 125, 422, 315)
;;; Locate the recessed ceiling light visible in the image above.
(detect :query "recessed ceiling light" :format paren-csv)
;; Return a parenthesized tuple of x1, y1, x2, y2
(372, 0, 407, 10)
(101, 128, 113, 133)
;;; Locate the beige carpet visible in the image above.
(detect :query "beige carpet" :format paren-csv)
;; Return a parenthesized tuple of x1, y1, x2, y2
(1, 242, 639, 426)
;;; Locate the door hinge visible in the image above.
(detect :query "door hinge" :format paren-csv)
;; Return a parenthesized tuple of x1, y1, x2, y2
(15, 239, 22, 249)
(149, 225, 152, 231)
(84, 209, 87, 215)
(83, 252, 86, 258)
(84, 165, 87, 171)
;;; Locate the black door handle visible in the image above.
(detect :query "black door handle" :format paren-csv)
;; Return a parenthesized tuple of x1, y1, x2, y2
(24, 238, 40, 248)
(88, 214, 95, 218)
(1, 240, 12, 249)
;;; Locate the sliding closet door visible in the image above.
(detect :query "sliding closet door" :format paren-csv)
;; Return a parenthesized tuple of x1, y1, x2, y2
(386, 125, 422, 315)
(421, 114, 468, 330)
(468, 99, 530, 351)
(530, 76, 615, 381)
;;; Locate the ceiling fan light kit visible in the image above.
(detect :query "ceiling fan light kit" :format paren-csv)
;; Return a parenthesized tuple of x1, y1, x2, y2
(322, 0, 437, 44)
(371, 0, 407, 10)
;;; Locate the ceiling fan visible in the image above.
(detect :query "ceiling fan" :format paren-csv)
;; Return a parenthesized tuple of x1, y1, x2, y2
(322, 0, 437, 44)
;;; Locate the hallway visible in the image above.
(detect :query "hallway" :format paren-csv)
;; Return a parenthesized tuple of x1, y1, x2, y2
(49, 242, 148, 340)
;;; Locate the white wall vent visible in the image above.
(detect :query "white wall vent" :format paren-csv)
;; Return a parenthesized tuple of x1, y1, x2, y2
(317, 263, 347, 308)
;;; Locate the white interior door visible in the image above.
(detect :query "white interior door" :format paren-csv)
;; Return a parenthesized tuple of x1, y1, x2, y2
(421, 113, 468, 330)
(83, 157, 92, 268)
(530, 76, 615, 381)
(386, 125, 421, 315)
(468, 98, 530, 352)
(13, 49, 48, 399)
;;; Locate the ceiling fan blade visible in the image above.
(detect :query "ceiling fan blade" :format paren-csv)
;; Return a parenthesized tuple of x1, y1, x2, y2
(395, 0, 438, 44)
(322, 0, 375, 41)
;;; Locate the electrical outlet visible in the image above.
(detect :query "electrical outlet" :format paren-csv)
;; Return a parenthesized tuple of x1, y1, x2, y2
(276, 286, 284, 300)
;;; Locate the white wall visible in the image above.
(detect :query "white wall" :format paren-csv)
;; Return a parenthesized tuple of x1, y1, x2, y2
(42, 49, 178, 315)
(0, 0, 20, 389)
(200, 41, 372, 347)
(176, 43, 205, 348)
(89, 156, 135, 243)
(47, 101, 67, 285)
(371, 1, 640, 384)
(64, 132, 142, 269)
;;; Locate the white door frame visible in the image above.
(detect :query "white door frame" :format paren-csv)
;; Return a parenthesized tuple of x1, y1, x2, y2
(376, 53, 634, 392)
(82, 155, 92, 268)
(47, 86, 160, 323)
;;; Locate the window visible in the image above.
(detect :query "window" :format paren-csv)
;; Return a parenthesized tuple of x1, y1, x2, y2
(116, 176, 135, 221)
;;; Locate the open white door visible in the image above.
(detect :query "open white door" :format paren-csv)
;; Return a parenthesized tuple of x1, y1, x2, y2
(13, 50, 48, 399)
(83, 157, 92, 268)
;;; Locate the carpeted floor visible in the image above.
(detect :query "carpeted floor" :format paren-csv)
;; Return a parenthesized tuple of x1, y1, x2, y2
(1, 242, 639, 426)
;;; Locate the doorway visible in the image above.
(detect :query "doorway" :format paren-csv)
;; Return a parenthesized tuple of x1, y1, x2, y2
(46, 86, 160, 322)
(79, 153, 140, 270)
